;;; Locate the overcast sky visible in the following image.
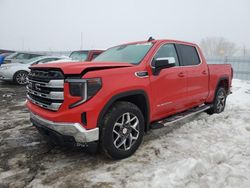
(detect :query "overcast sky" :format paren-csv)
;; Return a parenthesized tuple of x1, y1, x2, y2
(0, 0, 249, 51)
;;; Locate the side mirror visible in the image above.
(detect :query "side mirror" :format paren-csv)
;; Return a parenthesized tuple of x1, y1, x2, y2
(152, 57, 176, 75)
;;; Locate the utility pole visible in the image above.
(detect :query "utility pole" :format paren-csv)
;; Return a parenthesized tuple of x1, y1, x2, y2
(80, 32, 83, 50)
(21, 39, 24, 51)
(243, 45, 246, 57)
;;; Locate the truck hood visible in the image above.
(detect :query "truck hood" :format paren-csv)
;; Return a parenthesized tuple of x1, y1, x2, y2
(30, 61, 134, 74)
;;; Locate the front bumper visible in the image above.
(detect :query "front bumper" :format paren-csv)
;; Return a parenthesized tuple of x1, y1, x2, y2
(30, 112, 99, 144)
(0, 68, 13, 81)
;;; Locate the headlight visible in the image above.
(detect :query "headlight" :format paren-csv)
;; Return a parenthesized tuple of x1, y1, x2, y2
(66, 78, 102, 108)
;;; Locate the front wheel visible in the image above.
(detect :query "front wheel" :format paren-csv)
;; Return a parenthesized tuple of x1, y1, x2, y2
(100, 101, 144, 159)
(14, 71, 29, 85)
(207, 87, 227, 114)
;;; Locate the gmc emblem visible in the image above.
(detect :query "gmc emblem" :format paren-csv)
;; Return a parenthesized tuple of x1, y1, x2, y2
(34, 83, 41, 91)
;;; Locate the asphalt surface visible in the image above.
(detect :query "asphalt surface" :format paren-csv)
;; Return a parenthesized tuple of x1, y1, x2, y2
(0, 81, 104, 188)
(0, 80, 197, 188)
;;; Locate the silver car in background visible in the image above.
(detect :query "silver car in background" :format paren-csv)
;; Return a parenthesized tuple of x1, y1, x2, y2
(0, 56, 64, 85)
(3, 52, 43, 65)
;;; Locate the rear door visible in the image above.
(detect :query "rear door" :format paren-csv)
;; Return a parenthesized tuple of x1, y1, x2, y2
(150, 43, 188, 120)
(176, 44, 209, 107)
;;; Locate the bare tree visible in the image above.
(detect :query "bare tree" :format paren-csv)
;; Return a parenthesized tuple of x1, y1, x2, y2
(200, 37, 237, 57)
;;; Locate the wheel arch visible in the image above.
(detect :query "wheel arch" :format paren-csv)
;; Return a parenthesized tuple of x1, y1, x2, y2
(13, 70, 29, 83)
(97, 90, 150, 132)
(216, 76, 229, 94)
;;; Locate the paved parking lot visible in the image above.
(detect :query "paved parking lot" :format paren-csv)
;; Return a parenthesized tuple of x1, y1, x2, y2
(0, 81, 99, 188)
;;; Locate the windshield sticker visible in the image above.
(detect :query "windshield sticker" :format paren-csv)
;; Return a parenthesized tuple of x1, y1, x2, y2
(135, 43, 152, 46)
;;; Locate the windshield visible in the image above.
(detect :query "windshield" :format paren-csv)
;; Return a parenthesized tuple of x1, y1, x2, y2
(5, 52, 18, 59)
(70, 51, 88, 61)
(93, 43, 153, 64)
(15, 53, 31, 60)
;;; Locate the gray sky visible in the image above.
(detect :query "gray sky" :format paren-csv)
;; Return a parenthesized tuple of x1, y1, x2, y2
(0, 0, 250, 51)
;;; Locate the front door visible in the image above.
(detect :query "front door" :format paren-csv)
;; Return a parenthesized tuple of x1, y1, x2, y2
(149, 43, 188, 120)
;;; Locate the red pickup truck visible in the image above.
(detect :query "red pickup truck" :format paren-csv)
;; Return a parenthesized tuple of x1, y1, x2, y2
(69, 50, 103, 61)
(27, 38, 233, 159)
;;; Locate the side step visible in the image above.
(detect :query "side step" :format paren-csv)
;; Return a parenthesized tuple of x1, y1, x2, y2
(151, 104, 212, 129)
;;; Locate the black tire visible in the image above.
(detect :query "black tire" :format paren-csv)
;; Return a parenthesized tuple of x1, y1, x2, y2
(100, 101, 144, 159)
(206, 87, 227, 114)
(13, 71, 29, 85)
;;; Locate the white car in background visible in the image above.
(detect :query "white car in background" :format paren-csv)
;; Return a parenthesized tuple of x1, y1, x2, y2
(0, 56, 65, 85)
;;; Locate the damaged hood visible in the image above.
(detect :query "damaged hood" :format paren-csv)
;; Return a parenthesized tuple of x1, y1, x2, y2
(30, 61, 133, 74)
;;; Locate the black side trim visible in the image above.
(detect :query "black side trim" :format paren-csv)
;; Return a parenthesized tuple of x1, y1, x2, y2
(97, 90, 150, 132)
(210, 76, 230, 103)
(65, 66, 131, 79)
(205, 76, 229, 105)
(216, 76, 229, 90)
(81, 66, 130, 76)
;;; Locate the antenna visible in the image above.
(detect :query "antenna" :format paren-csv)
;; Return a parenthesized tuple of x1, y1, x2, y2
(148, 36, 155, 42)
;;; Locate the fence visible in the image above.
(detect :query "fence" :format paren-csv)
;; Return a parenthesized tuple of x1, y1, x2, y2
(207, 56, 250, 81)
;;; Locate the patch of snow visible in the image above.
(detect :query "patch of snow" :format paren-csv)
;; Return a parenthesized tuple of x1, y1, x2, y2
(16, 100, 26, 106)
(69, 79, 250, 188)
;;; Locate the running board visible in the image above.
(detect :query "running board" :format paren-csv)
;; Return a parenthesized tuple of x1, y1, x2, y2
(151, 104, 212, 129)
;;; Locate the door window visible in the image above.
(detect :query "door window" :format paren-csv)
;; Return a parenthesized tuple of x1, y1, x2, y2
(177, 44, 200, 66)
(153, 44, 180, 66)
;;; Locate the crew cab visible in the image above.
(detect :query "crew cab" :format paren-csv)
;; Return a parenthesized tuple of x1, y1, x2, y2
(26, 38, 233, 159)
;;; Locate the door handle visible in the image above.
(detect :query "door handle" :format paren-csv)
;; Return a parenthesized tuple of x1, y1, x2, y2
(202, 70, 207, 75)
(178, 72, 185, 77)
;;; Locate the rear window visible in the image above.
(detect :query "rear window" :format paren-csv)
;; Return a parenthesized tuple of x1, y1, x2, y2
(177, 44, 200, 66)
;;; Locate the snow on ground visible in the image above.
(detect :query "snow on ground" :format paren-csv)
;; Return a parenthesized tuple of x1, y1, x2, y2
(1, 79, 250, 188)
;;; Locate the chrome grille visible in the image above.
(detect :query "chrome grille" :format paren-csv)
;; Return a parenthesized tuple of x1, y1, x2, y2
(27, 69, 64, 111)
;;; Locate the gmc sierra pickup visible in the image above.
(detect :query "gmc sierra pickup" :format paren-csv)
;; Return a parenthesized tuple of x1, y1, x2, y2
(26, 38, 233, 159)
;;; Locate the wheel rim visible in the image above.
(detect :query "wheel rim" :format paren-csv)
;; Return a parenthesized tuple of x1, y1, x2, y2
(216, 90, 226, 112)
(16, 72, 28, 84)
(112, 112, 140, 151)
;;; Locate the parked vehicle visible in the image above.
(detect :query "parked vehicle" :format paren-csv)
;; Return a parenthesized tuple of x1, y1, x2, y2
(3, 52, 43, 65)
(69, 50, 104, 61)
(0, 56, 64, 85)
(0, 52, 15, 58)
(0, 49, 15, 54)
(0, 52, 15, 66)
(49, 50, 103, 64)
(26, 39, 233, 159)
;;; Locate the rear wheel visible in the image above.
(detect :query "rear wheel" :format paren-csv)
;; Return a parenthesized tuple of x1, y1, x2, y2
(100, 101, 144, 159)
(14, 71, 29, 85)
(207, 87, 227, 114)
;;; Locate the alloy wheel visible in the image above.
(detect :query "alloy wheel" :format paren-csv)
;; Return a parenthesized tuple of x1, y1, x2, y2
(216, 90, 226, 112)
(112, 112, 140, 151)
(16, 72, 28, 85)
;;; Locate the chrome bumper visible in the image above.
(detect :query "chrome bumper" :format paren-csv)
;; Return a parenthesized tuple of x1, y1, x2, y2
(30, 112, 99, 143)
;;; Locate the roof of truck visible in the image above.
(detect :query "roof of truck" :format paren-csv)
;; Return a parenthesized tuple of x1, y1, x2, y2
(71, 50, 104, 53)
(123, 39, 197, 46)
